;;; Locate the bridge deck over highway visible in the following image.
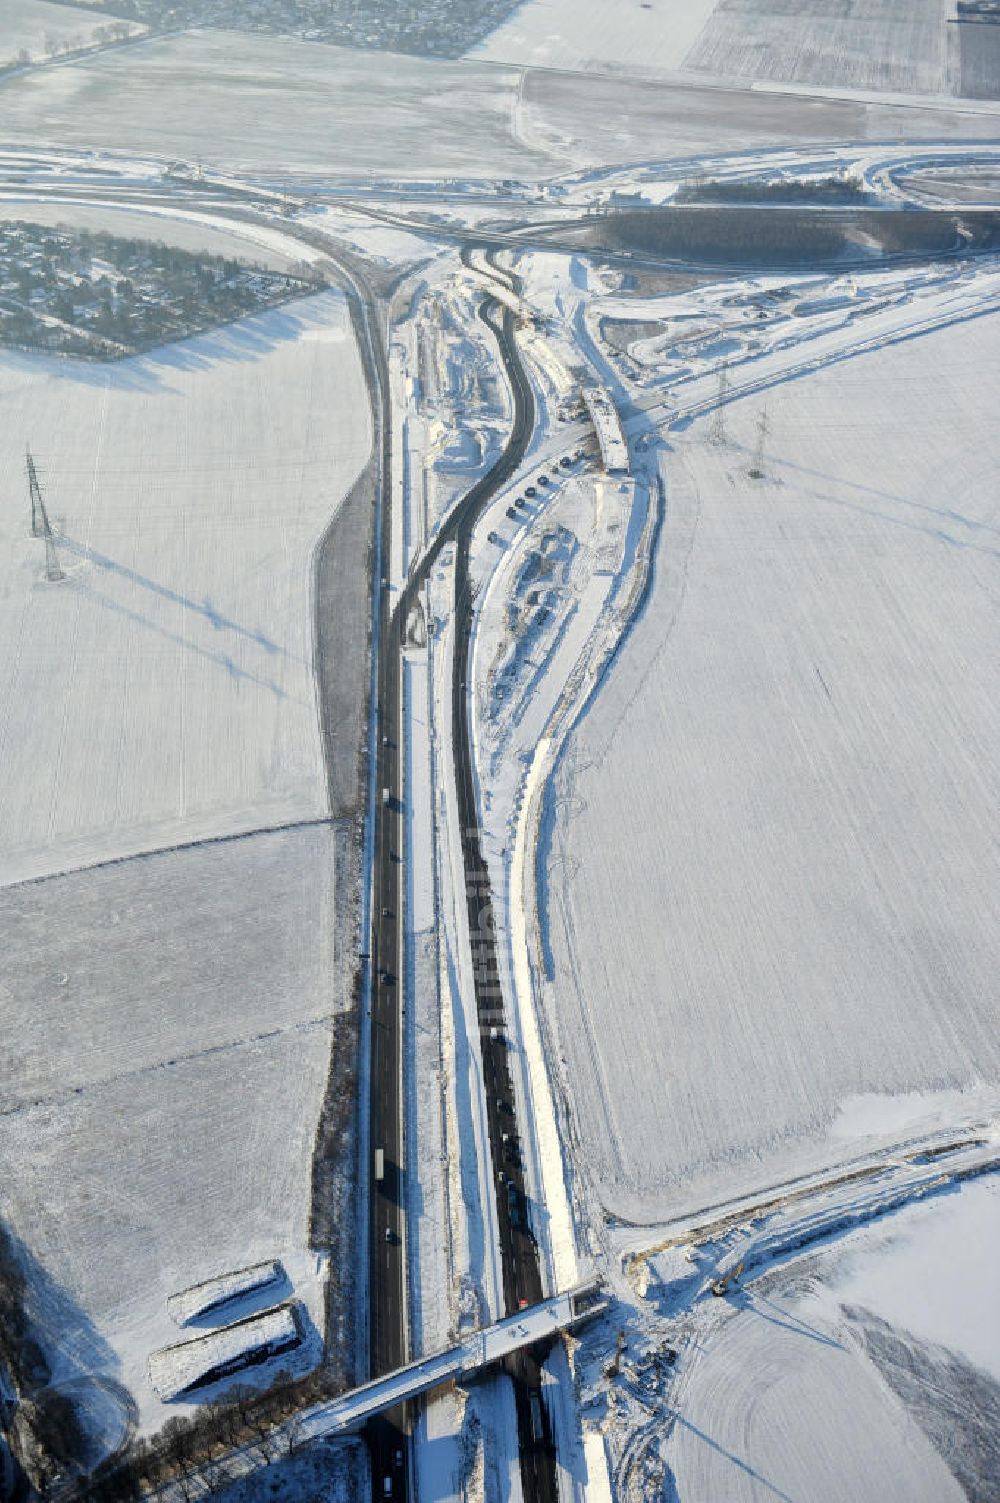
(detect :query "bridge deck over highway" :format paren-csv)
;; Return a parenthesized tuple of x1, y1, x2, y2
(300, 1279, 605, 1442)
(583, 387, 630, 474)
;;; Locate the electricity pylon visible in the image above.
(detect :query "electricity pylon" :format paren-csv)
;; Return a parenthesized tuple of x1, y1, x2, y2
(27, 448, 45, 536)
(44, 528, 65, 583)
(26, 448, 64, 580)
(709, 360, 729, 444)
(748, 407, 769, 480)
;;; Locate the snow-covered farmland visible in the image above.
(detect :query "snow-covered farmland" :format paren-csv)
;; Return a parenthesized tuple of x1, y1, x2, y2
(0, 288, 369, 885)
(0, 0, 144, 69)
(472, 0, 717, 74)
(658, 1172, 1000, 1502)
(685, 0, 951, 97)
(477, 0, 956, 99)
(540, 310, 1000, 1225)
(0, 30, 554, 181)
(0, 824, 339, 1434)
(475, 0, 957, 97)
(0, 200, 307, 273)
(2, 27, 997, 187)
(515, 67, 1000, 177)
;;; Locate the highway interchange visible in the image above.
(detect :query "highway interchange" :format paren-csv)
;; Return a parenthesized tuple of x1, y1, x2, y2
(0, 153, 568, 1496)
(4, 139, 994, 1502)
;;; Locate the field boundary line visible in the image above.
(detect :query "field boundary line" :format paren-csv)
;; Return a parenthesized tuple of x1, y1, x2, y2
(1, 815, 334, 891)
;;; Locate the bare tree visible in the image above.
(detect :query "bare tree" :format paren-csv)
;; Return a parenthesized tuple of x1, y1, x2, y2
(204, 1394, 241, 1450)
(170, 1465, 197, 1503)
(201, 1454, 231, 1495)
(283, 1411, 305, 1458)
(247, 1422, 277, 1468)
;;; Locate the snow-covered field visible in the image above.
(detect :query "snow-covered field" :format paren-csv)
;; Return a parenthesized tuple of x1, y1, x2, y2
(3, 27, 996, 195)
(0, 823, 339, 1435)
(473, 0, 717, 74)
(657, 1171, 1000, 1502)
(685, 0, 951, 96)
(0, 0, 143, 69)
(477, 0, 953, 98)
(0, 30, 554, 180)
(0, 260, 369, 1445)
(0, 287, 369, 885)
(515, 67, 1000, 176)
(541, 309, 1000, 1225)
(0, 199, 307, 272)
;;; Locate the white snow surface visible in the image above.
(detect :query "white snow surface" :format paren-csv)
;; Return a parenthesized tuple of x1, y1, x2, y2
(148, 1303, 301, 1400)
(828, 1088, 989, 1144)
(0, 288, 369, 884)
(166, 1261, 283, 1327)
(0, 30, 556, 180)
(685, 0, 952, 97)
(659, 1169, 1000, 1503)
(663, 1283, 967, 1503)
(0, 823, 338, 1434)
(0, 0, 144, 68)
(541, 305, 1000, 1224)
(472, 0, 717, 75)
(828, 1172, 1000, 1384)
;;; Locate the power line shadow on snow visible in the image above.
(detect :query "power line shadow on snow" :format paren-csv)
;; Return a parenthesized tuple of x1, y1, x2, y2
(56, 532, 293, 661)
(62, 571, 300, 703)
(731, 1288, 846, 1352)
(663, 1411, 798, 1503)
(766, 451, 1000, 540)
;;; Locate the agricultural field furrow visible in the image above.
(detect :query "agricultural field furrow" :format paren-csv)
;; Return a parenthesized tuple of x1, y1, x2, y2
(0, 824, 342, 1434)
(541, 310, 1000, 1225)
(0, 30, 553, 181)
(0, 287, 369, 885)
(0, 0, 143, 71)
(684, 0, 949, 95)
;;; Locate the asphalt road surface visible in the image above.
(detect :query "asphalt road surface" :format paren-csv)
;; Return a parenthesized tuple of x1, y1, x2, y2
(362, 256, 411, 1502)
(448, 295, 560, 1503)
(368, 264, 560, 1503)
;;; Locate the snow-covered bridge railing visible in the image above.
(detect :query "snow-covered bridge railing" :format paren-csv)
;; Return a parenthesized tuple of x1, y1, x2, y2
(298, 1277, 605, 1440)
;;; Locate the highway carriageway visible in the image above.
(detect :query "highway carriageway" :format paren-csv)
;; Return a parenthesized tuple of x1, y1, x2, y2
(298, 1280, 605, 1441)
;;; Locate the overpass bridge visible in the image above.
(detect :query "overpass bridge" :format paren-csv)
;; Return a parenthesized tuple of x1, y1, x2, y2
(583, 387, 630, 475)
(297, 1278, 605, 1443)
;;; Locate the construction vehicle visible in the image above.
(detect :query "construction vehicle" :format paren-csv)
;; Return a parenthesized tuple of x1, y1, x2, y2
(605, 1327, 627, 1379)
(711, 1260, 744, 1297)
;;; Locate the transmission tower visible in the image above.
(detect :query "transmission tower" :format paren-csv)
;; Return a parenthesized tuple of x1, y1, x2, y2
(27, 448, 45, 536)
(26, 448, 64, 580)
(43, 529, 65, 583)
(748, 406, 769, 480)
(709, 360, 729, 444)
